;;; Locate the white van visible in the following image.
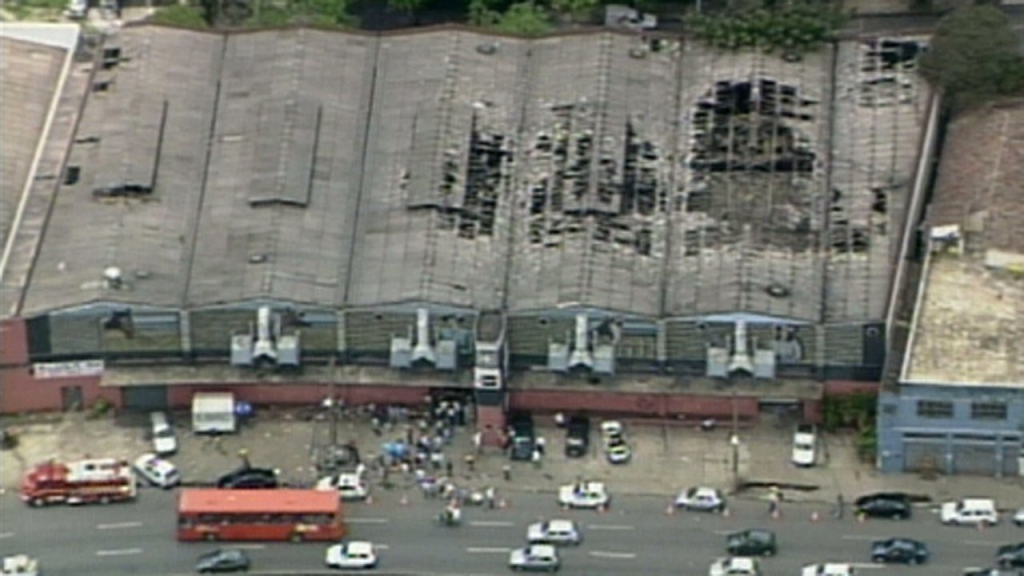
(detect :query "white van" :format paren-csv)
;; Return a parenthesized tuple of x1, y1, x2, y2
(150, 411, 178, 456)
(940, 498, 999, 526)
(192, 392, 237, 434)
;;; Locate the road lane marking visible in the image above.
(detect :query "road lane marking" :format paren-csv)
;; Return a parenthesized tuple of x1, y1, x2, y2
(97, 521, 143, 530)
(589, 551, 637, 559)
(231, 544, 266, 550)
(466, 547, 512, 554)
(374, 544, 390, 550)
(586, 524, 635, 531)
(0, 532, 14, 539)
(469, 520, 515, 527)
(965, 540, 1002, 546)
(96, 548, 142, 556)
(347, 517, 390, 524)
(842, 535, 877, 541)
(849, 563, 885, 569)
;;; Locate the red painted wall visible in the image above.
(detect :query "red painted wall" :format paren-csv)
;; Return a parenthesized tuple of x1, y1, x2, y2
(824, 380, 880, 396)
(0, 319, 28, 366)
(803, 399, 823, 424)
(476, 404, 506, 448)
(165, 384, 431, 410)
(0, 368, 114, 413)
(508, 389, 759, 420)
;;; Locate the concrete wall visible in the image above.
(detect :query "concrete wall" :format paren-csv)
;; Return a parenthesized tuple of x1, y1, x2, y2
(509, 389, 760, 420)
(0, 369, 115, 413)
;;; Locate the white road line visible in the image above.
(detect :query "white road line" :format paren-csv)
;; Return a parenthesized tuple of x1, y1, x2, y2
(849, 563, 885, 569)
(0, 532, 14, 539)
(374, 544, 390, 550)
(469, 520, 516, 528)
(231, 544, 266, 550)
(347, 518, 390, 524)
(97, 521, 143, 530)
(466, 547, 512, 554)
(841, 535, 877, 541)
(96, 548, 142, 557)
(965, 540, 1001, 546)
(586, 524, 635, 531)
(589, 551, 637, 560)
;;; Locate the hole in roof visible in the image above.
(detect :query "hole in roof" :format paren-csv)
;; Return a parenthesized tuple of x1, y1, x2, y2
(766, 284, 791, 298)
(248, 254, 268, 264)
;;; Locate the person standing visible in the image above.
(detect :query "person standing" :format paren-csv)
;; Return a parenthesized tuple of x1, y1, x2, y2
(535, 436, 546, 456)
(473, 431, 483, 454)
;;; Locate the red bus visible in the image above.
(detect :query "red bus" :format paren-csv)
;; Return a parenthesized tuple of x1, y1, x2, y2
(177, 489, 345, 542)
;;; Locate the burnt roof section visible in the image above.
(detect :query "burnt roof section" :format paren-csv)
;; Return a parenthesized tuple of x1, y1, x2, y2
(506, 34, 678, 316)
(0, 37, 66, 255)
(187, 29, 375, 307)
(345, 31, 526, 310)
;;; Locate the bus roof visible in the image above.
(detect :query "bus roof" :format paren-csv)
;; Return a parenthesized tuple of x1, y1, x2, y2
(179, 489, 340, 515)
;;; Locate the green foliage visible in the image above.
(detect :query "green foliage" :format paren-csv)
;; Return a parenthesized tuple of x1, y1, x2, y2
(468, 0, 500, 26)
(548, 0, 599, 20)
(387, 0, 424, 14)
(687, 3, 844, 56)
(492, 1, 554, 36)
(919, 5, 1024, 111)
(821, 392, 877, 432)
(87, 398, 112, 420)
(151, 5, 209, 28)
(244, 4, 292, 27)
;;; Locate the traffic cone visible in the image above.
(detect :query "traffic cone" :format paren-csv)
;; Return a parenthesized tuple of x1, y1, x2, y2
(771, 509, 781, 520)
(810, 511, 820, 522)
(665, 504, 676, 516)
(597, 503, 607, 514)
(365, 495, 374, 505)
(857, 512, 866, 523)
(498, 498, 508, 509)
(722, 507, 731, 518)
(400, 494, 409, 506)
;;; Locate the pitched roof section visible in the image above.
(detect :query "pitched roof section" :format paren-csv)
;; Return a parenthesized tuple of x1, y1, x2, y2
(186, 29, 375, 307)
(345, 31, 526, 310)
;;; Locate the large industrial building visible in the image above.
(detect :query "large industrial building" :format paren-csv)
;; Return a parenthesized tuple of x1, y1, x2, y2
(878, 99, 1024, 477)
(0, 23, 935, 443)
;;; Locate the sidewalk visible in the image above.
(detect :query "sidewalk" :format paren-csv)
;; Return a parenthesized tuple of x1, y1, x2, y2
(2, 410, 1021, 510)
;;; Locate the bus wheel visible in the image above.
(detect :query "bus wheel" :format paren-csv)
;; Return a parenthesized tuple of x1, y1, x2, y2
(204, 532, 217, 542)
(289, 533, 303, 543)
(29, 498, 42, 508)
(99, 496, 111, 505)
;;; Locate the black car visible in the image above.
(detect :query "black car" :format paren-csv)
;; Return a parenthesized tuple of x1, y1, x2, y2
(964, 568, 1024, 576)
(217, 467, 278, 489)
(509, 412, 535, 461)
(997, 543, 1024, 568)
(565, 416, 590, 458)
(855, 493, 912, 520)
(196, 549, 250, 573)
(871, 537, 929, 564)
(726, 529, 777, 556)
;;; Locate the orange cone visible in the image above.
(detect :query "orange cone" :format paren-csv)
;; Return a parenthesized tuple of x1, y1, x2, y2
(400, 494, 409, 506)
(498, 498, 508, 509)
(722, 507, 731, 518)
(597, 503, 607, 514)
(365, 495, 374, 505)
(810, 511, 820, 522)
(771, 509, 781, 520)
(857, 512, 866, 523)
(665, 504, 676, 516)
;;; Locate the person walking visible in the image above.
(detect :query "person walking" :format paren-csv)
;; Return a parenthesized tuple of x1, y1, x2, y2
(535, 436, 546, 456)
(485, 486, 496, 509)
(473, 431, 483, 454)
(502, 464, 512, 481)
(835, 493, 845, 519)
(464, 453, 476, 473)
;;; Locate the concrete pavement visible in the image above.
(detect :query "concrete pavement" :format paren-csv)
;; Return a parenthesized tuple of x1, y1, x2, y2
(2, 486, 1022, 575)
(2, 409, 1023, 510)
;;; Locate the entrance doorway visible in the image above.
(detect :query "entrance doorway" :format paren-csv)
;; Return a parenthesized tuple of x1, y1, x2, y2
(61, 385, 83, 411)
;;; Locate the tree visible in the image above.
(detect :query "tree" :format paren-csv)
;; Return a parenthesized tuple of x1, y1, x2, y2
(493, 1, 554, 36)
(387, 0, 424, 16)
(548, 0, 598, 22)
(468, 0, 500, 26)
(919, 5, 1024, 111)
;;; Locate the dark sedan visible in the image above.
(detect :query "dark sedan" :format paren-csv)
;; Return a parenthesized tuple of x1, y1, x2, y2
(217, 467, 279, 489)
(997, 543, 1024, 568)
(963, 568, 1024, 576)
(871, 537, 928, 564)
(196, 549, 250, 573)
(726, 528, 777, 556)
(855, 493, 912, 520)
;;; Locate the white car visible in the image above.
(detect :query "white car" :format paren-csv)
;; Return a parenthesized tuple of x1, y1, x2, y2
(508, 544, 560, 572)
(558, 481, 610, 509)
(2, 555, 38, 576)
(791, 424, 817, 467)
(802, 563, 855, 576)
(675, 486, 726, 512)
(601, 421, 632, 464)
(316, 473, 369, 501)
(709, 556, 761, 576)
(132, 453, 180, 489)
(1012, 506, 1023, 527)
(940, 498, 999, 526)
(527, 519, 582, 546)
(325, 541, 377, 569)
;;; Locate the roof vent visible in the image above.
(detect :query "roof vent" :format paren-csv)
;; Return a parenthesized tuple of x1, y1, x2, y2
(765, 283, 791, 298)
(249, 253, 269, 264)
(476, 42, 499, 55)
(103, 266, 123, 289)
(629, 47, 648, 59)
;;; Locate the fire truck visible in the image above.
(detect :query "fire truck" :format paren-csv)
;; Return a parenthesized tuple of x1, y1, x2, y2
(20, 457, 137, 507)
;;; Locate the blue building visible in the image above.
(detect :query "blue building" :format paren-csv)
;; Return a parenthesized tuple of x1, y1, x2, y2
(877, 102, 1024, 477)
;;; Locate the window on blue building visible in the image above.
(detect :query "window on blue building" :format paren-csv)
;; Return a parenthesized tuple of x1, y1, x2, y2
(970, 402, 1007, 421)
(916, 400, 953, 419)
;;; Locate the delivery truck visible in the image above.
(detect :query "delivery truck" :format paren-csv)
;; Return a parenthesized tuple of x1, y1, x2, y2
(192, 392, 237, 434)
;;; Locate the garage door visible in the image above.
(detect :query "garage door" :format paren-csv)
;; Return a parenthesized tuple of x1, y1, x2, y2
(121, 385, 168, 411)
(903, 440, 945, 473)
(952, 443, 997, 475)
(1000, 446, 1021, 477)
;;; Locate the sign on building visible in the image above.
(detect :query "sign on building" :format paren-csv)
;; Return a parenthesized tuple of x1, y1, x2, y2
(32, 360, 105, 379)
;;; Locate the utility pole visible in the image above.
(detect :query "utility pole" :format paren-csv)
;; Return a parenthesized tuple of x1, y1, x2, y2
(730, 391, 740, 487)
(328, 355, 338, 446)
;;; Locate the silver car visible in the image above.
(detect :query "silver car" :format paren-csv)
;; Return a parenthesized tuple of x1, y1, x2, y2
(509, 544, 560, 572)
(526, 520, 582, 546)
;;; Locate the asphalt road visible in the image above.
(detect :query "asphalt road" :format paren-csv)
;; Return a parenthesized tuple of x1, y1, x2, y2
(1, 486, 1021, 576)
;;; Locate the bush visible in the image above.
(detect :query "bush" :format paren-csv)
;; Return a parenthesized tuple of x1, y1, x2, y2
(151, 4, 209, 28)
(88, 398, 112, 420)
(687, 3, 844, 56)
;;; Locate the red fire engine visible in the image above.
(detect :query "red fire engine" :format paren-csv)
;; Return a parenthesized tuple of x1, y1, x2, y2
(20, 457, 137, 507)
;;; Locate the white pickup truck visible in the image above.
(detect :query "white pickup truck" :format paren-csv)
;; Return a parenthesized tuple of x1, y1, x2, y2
(2, 555, 38, 576)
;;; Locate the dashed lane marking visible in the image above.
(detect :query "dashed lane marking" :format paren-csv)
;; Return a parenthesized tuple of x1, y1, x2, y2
(347, 517, 390, 524)
(231, 544, 266, 550)
(96, 548, 143, 557)
(469, 521, 515, 528)
(0, 532, 14, 539)
(97, 521, 143, 530)
(589, 551, 637, 560)
(849, 563, 886, 569)
(466, 547, 512, 554)
(586, 524, 635, 531)
(841, 535, 876, 541)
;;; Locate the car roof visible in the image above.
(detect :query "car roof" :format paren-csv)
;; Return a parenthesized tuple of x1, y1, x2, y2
(345, 541, 374, 554)
(691, 486, 718, 495)
(548, 519, 574, 530)
(528, 544, 557, 555)
(728, 557, 757, 568)
(959, 498, 995, 507)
